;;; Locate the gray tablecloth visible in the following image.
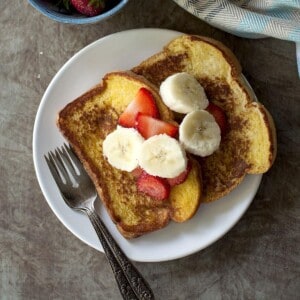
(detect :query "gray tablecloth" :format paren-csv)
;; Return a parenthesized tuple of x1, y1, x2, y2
(0, 0, 299, 299)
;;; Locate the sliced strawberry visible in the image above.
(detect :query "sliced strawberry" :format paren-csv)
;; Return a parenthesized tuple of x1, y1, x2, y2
(137, 172, 170, 200)
(136, 114, 179, 139)
(206, 102, 227, 135)
(70, 0, 105, 16)
(131, 166, 143, 178)
(167, 161, 192, 186)
(118, 88, 159, 128)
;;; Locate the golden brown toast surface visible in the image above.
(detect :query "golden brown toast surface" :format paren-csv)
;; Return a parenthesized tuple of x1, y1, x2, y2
(132, 35, 276, 202)
(57, 71, 202, 238)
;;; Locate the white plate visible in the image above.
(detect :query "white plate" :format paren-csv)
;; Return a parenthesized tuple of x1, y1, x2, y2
(33, 28, 262, 262)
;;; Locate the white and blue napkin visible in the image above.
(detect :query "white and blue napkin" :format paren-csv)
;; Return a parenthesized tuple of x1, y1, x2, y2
(172, 0, 300, 75)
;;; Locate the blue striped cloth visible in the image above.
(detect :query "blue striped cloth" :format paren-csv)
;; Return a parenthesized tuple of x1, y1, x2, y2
(172, 0, 300, 75)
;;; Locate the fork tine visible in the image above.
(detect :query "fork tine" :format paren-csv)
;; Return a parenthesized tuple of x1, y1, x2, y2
(45, 152, 65, 189)
(52, 149, 72, 185)
(58, 146, 78, 179)
(45, 151, 75, 209)
(63, 143, 87, 175)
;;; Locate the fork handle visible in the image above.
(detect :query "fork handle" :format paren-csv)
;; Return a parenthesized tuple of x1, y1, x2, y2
(87, 210, 155, 300)
(87, 212, 139, 300)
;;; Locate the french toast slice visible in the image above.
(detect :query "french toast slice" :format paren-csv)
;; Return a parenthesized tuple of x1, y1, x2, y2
(132, 35, 276, 202)
(57, 71, 202, 238)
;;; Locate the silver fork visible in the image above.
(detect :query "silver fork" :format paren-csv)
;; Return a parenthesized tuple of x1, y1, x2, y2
(45, 143, 154, 300)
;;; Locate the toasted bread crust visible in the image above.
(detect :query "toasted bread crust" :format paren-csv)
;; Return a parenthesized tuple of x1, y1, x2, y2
(132, 34, 276, 202)
(57, 71, 202, 238)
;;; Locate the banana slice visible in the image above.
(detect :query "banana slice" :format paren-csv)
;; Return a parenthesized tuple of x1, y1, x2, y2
(103, 127, 144, 172)
(137, 134, 187, 178)
(179, 110, 221, 157)
(160, 72, 208, 114)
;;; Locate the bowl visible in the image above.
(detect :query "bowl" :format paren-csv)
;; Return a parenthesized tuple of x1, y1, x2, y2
(28, 0, 128, 24)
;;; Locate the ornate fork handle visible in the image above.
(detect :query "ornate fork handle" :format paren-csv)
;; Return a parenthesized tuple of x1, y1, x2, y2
(87, 209, 155, 300)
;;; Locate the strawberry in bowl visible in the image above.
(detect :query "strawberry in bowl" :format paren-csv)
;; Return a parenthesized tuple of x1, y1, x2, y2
(59, 0, 105, 17)
(28, 0, 128, 24)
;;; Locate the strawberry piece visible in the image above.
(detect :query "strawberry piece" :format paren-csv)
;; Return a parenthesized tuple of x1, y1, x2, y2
(131, 167, 143, 178)
(136, 114, 179, 139)
(167, 161, 192, 186)
(137, 172, 170, 200)
(206, 102, 227, 135)
(70, 0, 105, 17)
(118, 88, 159, 128)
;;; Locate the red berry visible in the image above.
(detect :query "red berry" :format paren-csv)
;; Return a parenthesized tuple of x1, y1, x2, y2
(137, 172, 170, 200)
(206, 102, 227, 135)
(118, 88, 159, 128)
(130, 167, 143, 178)
(70, 0, 105, 17)
(167, 161, 192, 186)
(135, 114, 178, 139)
